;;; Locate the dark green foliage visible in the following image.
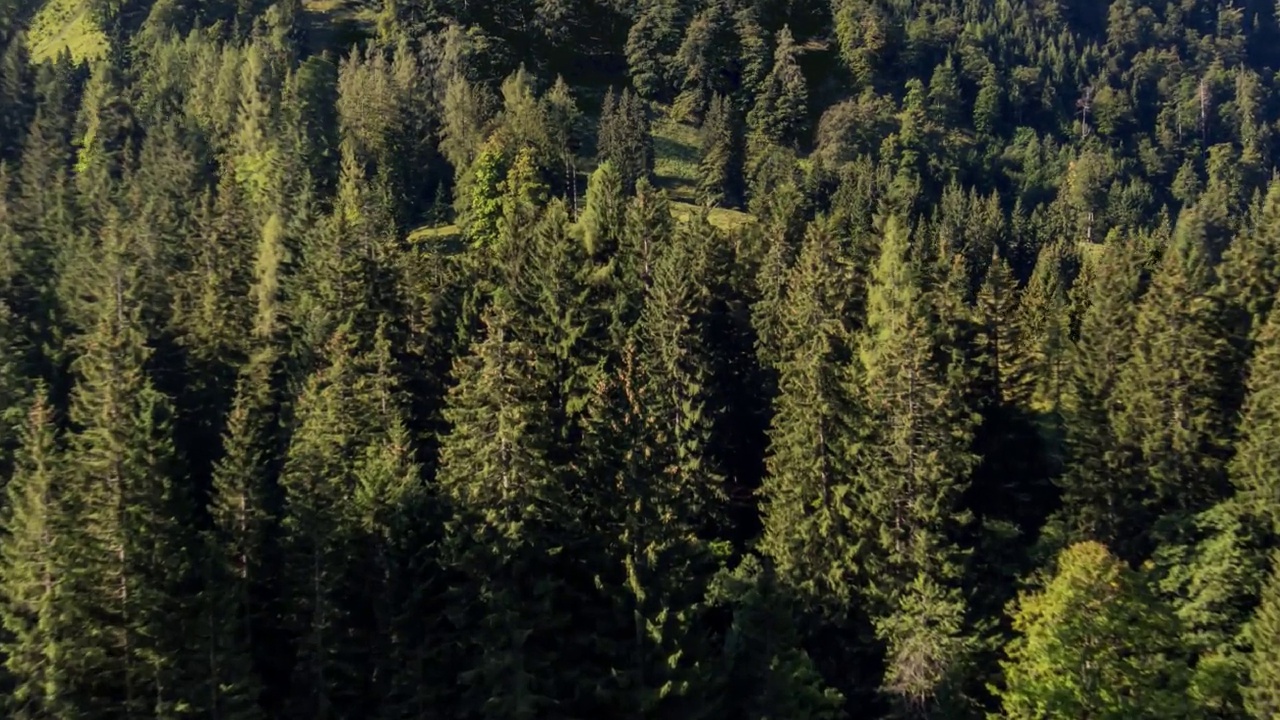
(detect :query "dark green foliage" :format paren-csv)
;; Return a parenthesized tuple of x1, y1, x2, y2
(5, 3, 1280, 719)
(698, 93, 743, 208)
(597, 87, 653, 195)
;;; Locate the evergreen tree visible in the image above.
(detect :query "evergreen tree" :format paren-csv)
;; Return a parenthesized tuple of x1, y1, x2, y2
(697, 93, 743, 208)
(1059, 233, 1147, 548)
(1230, 288, 1280, 534)
(0, 389, 69, 718)
(711, 556, 845, 720)
(597, 87, 653, 196)
(759, 217, 858, 611)
(854, 215, 977, 715)
(746, 25, 808, 157)
(1247, 552, 1280, 720)
(1111, 208, 1231, 551)
(436, 295, 567, 719)
(198, 350, 279, 720)
(277, 324, 372, 719)
(59, 209, 195, 717)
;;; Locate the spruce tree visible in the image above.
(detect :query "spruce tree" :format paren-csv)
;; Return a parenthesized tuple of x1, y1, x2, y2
(758, 217, 858, 611)
(746, 25, 808, 157)
(697, 93, 743, 208)
(1058, 233, 1147, 547)
(854, 215, 977, 715)
(1111, 208, 1231, 550)
(1231, 287, 1280, 534)
(1247, 552, 1280, 720)
(0, 389, 69, 718)
(277, 324, 372, 719)
(712, 556, 845, 719)
(60, 209, 195, 717)
(435, 295, 567, 719)
(198, 350, 279, 720)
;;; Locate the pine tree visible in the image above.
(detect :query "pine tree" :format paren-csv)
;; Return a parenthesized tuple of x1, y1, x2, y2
(854, 215, 977, 715)
(0, 389, 69, 718)
(995, 541, 1191, 720)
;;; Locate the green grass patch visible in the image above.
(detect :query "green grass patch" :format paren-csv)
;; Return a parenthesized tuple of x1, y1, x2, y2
(670, 201, 755, 231)
(29, 0, 107, 63)
(651, 112, 702, 203)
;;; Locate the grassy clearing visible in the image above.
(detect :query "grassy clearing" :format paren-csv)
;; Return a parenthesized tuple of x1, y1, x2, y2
(29, 0, 107, 63)
(651, 112, 702, 203)
(670, 201, 755, 231)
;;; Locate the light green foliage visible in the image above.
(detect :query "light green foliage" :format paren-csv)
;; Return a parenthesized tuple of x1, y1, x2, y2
(1248, 553, 1280, 720)
(995, 541, 1191, 720)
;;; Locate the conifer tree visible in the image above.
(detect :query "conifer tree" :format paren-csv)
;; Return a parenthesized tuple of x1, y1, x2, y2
(517, 200, 605, 462)
(697, 93, 743, 208)
(277, 324, 372, 719)
(854, 215, 977, 715)
(1230, 290, 1280, 533)
(759, 217, 858, 611)
(1111, 208, 1231, 549)
(436, 295, 566, 719)
(746, 25, 808, 157)
(712, 556, 845, 720)
(198, 350, 279, 720)
(0, 389, 69, 718)
(597, 88, 653, 196)
(1247, 552, 1280, 720)
(1058, 232, 1148, 547)
(60, 209, 195, 717)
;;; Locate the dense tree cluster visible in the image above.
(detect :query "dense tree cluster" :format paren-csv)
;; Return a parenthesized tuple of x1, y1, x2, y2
(2, 0, 1280, 717)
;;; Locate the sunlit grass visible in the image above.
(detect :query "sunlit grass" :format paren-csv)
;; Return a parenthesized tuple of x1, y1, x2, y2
(29, 0, 107, 63)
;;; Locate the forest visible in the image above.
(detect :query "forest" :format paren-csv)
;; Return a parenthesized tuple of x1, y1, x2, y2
(0, 0, 1279, 716)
